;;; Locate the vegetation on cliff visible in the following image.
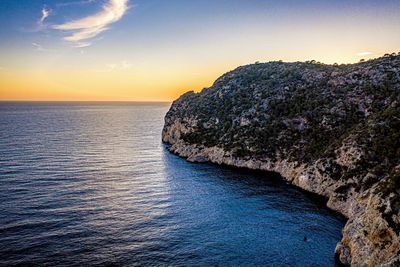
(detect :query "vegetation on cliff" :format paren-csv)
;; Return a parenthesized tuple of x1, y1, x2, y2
(166, 54, 399, 190)
(163, 53, 400, 266)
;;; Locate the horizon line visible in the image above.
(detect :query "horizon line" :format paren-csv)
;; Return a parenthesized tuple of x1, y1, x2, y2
(0, 100, 172, 103)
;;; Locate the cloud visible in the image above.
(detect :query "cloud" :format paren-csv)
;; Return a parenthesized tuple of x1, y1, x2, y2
(107, 60, 132, 71)
(31, 42, 54, 52)
(52, 0, 129, 47)
(95, 60, 132, 72)
(40, 7, 50, 24)
(356, 52, 373, 56)
(57, 0, 96, 7)
(74, 42, 92, 48)
(32, 42, 45, 51)
(33, 6, 51, 31)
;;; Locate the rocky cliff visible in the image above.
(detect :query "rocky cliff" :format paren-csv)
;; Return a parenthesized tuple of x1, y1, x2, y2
(162, 54, 400, 266)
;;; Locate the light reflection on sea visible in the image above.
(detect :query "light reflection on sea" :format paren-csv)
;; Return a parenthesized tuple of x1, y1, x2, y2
(0, 102, 344, 266)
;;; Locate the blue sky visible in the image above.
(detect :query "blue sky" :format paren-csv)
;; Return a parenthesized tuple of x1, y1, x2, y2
(0, 0, 399, 100)
(1, 0, 399, 51)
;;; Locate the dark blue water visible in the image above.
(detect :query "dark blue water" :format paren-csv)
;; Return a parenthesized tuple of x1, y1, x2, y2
(0, 102, 344, 266)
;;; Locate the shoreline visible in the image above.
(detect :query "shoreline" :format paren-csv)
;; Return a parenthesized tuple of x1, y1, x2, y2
(161, 55, 400, 266)
(162, 137, 398, 266)
(164, 143, 346, 217)
(164, 142, 348, 265)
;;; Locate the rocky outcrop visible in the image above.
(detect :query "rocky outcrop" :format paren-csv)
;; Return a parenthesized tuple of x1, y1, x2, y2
(162, 54, 400, 266)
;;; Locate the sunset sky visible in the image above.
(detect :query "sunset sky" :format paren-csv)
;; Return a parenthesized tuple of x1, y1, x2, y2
(0, 0, 399, 101)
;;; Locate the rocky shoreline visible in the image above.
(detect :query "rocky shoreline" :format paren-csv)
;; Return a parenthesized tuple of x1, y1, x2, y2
(162, 55, 400, 266)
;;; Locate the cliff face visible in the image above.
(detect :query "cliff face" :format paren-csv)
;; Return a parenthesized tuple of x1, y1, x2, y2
(162, 54, 400, 266)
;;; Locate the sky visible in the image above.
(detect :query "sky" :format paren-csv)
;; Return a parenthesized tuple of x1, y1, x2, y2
(0, 0, 399, 101)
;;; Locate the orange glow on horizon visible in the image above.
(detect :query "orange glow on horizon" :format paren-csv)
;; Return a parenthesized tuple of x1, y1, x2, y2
(0, 53, 386, 102)
(1, 0, 399, 102)
(0, 67, 226, 102)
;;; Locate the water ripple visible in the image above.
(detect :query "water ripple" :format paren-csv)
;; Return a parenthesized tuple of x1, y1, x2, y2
(0, 102, 344, 266)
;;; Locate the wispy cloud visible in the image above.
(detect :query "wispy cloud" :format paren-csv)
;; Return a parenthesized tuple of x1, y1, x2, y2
(356, 52, 373, 56)
(57, 0, 97, 7)
(95, 60, 132, 72)
(107, 60, 132, 71)
(40, 7, 50, 24)
(32, 42, 45, 51)
(52, 0, 129, 47)
(74, 42, 92, 48)
(33, 6, 51, 31)
(31, 42, 54, 52)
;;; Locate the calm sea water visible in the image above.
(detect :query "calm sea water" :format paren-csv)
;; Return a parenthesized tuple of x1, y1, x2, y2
(0, 102, 344, 266)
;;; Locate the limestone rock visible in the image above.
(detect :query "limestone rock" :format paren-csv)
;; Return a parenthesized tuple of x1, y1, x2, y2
(162, 54, 400, 266)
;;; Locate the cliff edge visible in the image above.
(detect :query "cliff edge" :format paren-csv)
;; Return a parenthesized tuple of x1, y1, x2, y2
(162, 54, 400, 266)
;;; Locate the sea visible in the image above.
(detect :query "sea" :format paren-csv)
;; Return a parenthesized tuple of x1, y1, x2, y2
(0, 102, 345, 266)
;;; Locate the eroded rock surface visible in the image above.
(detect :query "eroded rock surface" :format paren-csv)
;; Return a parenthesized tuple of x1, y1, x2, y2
(162, 54, 400, 266)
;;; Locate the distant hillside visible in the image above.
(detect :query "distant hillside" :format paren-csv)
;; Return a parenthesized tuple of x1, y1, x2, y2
(162, 53, 400, 266)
